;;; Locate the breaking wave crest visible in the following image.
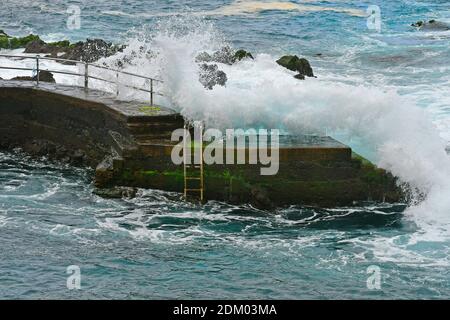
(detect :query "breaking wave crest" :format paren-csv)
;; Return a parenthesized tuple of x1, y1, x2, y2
(93, 17, 450, 231)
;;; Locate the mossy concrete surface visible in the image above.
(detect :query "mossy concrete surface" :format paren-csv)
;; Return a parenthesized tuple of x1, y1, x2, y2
(98, 145, 402, 208)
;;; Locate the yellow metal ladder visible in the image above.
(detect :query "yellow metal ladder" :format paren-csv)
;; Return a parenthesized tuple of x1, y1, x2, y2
(183, 122, 204, 202)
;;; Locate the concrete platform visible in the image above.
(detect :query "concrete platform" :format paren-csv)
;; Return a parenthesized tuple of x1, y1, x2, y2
(0, 80, 177, 119)
(0, 80, 402, 208)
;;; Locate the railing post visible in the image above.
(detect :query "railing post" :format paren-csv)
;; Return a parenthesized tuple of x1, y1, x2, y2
(84, 62, 89, 90)
(116, 72, 119, 97)
(36, 55, 40, 86)
(150, 79, 154, 106)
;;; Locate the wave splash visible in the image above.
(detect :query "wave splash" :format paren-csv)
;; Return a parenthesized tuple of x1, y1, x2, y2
(63, 17, 450, 233)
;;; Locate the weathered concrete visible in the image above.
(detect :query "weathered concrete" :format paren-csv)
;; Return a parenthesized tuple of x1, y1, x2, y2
(0, 80, 403, 208)
(0, 80, 183, 165)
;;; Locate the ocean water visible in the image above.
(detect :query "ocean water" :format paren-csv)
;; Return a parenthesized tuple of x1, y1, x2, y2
(1, 0, 450, 299)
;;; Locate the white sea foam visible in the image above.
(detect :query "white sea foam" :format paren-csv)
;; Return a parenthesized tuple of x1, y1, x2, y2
(206, 0, 367, 17)
(101, 0, 366, 18)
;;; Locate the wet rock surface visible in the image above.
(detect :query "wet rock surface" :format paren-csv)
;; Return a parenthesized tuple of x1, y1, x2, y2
(276, 55, 314, 80)
(250, 186, 275, 210)
(93, 186, 137, 199)
(196, 46, 235, 65)
(198, 63, 228, 90)
(196, 47, 254, 65)
(24, 39, 71, 57)
(411, 20, 450, 31)
(19, 139, 87, 165)
(59, 39, 124, 63)
(234, 49, 254, 61)
(195, 47, 254, 89)
(0, 31, 124, 63)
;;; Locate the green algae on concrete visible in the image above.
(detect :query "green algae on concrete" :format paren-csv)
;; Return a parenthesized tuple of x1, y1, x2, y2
(138, 105, 162, 116)
(101, 150, 401, 208)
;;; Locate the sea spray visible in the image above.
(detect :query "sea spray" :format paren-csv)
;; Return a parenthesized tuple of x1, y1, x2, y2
(95, 17, 450, 227)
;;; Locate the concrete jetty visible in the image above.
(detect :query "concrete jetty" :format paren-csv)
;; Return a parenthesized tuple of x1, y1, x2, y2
(0, 80, 402, 208)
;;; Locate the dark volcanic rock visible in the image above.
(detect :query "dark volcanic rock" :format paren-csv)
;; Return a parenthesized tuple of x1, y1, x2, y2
(11, 70, 55, 83)
(199, 63, 227, 90)
(93, 186, 137, 199)
(23, 37, 124, 62)
(21, 139, 86, 165)
(276, 55, 314, 79)
(111, 46, 150, 69)
(194, 47, 253, 88)
(195, 51, 213, 63)
(211, 46, 236, 65)
(25, 39, 56, 54)
(24, 39, 72, 57)
(250, 186, 275, 210)
(411, 20, 450, 31)
(37, 70, 56, 82)
(11, 76, 32, 81)
(294, 74, 305, 80)
(196, 46, 253, 65)
(23, 140, 50, 156)
(234, 49, 254, 61)
(60, 39, 124, 63)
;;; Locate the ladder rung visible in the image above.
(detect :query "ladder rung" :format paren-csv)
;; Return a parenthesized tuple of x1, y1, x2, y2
(184, 122, 204, 202)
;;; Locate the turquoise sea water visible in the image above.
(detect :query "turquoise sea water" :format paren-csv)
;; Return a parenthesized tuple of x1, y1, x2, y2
(1, 1, 450, 299)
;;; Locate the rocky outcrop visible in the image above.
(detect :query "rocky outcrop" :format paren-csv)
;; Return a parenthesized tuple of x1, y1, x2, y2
(110, 45, 149, 69)
(195, 47, 253, 89)
(11, 70, 55, 83)
(250, 186, 275, 210)
(276, 55, 314, 80)
(234, 49, 254, 61)
(199, 63, 228, 90)
(93, 186, 137, 199)
(411, 20, 450, 31)
(24, 39, 71, 57)
(21, 139, 86, 165)
(196, 46, 235, 65)
(1, 31, 123, 64)
(196, 46, 254, 65)
(59, 39, 124, 63)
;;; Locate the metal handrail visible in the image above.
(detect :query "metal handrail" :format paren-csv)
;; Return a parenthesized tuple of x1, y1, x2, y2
(0, 53, 163, 105)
